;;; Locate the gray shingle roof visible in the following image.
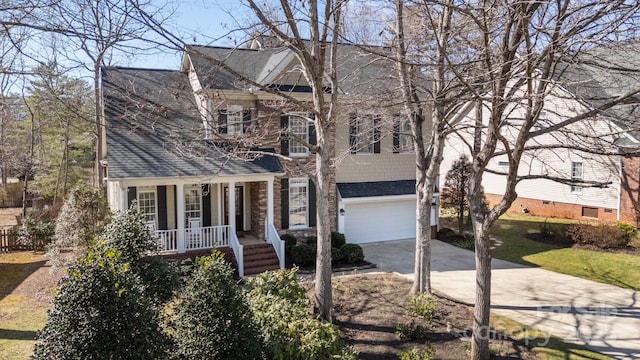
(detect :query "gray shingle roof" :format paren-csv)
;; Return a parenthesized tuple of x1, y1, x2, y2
(102, 67, 283, 179)
(185, 42, 400, 97)
(338, 180, 417, 198)
(556, 41, 640, 146)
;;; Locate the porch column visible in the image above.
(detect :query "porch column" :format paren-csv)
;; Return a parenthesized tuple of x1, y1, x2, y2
(119, 181, 127, 212)
(228, 181, 236, 232)
(176, 184, 185, 253)
(267, 178, 274, 226)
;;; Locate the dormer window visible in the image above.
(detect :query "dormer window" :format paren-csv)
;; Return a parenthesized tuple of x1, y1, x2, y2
(218, 105, 250, 135)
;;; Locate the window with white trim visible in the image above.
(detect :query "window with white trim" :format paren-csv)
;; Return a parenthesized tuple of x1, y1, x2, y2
(227, 105, 244, 135)
(399, 117, 414, 153)
(137, 186, 157, 228)
(289, 114, 309, 155)
(184, 185, 202, 227)
(289, 178, 308, 228)
(355, 114, 376, 154)
(571, 161, 583, 193)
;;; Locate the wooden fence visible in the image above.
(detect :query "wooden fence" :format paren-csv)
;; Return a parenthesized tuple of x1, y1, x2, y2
(0, 229, 49, 253)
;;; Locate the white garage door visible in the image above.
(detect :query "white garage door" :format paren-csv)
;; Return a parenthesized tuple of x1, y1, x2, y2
(344, 199, 416, 244)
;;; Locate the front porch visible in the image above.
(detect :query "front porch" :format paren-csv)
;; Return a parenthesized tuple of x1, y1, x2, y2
(107, 176, 284, 277)
(158, 231, 283, 276)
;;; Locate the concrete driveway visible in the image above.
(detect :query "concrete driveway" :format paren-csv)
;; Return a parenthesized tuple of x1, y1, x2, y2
(359, 239, 640, 360)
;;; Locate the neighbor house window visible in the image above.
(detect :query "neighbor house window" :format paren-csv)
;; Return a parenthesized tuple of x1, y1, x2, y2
(289, 114, 309, 155)
(498, 161, 509, 167)
(582, 207, 598, 218)
(184, 185, 202, 227)
(350, 114, 380, 154)
(137, 186, 157, 228)
(289, 178, 308, 228)
(571, 161, 583, 193)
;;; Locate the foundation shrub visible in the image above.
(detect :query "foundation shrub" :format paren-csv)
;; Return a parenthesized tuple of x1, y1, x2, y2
(291, 243, 316, 266)
(331, 231, 346, 248)
(566, 223, 629, 249)
(280, 233, 298, 257)
(245, 268, 355, 360)
(340, 243, 364, 264)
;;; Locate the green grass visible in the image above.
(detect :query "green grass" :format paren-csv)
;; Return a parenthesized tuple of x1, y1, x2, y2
(490, 313, 613, 360)
(488, 213, 640, 291)
(0, 252, 51, 360)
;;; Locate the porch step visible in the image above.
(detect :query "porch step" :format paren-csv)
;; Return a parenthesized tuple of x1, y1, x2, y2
(243, 243, 280, 276)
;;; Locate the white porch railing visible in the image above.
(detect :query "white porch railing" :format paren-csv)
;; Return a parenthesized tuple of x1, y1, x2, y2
(265, 219, 285, 269)
(156, 229, 178, 252)
(155, 225, 232, 253)
(229, 231, 244, 278)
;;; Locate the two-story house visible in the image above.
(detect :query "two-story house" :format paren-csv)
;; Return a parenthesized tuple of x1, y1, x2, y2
(101, 39, 437, 276)
(440, 41, 640, 227)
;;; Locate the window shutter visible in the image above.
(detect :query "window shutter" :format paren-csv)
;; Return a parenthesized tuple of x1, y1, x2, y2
(308, 113, 317, 152)
(373, 115, 381, 154)
(217, 111, 227, 134)
(281, 114, 289, 156)
(392, 116, 400, 153)
(173, 185, 178, 228)
(127, 187, 137, 209)
(349, 114, 357, 153)
(281, 179, 289, 229)
(157, 186, 167, 230)
(202, 184, 211, 227)
(308, 179, 316, 227)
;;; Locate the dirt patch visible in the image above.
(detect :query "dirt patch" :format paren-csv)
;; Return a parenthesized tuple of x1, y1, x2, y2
(331, 273, 538, 359)
(0, 207, 22, 230)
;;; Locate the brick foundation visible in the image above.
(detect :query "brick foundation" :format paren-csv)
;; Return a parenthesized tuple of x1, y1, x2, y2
(484, 193, 620, 223)
(620, 156, 640, 226)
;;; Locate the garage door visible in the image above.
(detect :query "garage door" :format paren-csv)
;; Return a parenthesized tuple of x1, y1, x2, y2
(344, 199, 416, 243)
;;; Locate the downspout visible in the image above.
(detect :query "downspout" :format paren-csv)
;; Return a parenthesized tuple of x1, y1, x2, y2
(617, 154, 621, 222)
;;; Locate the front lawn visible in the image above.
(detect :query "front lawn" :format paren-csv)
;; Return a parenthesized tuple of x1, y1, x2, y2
(0, 252, 62, 360)
(450, 213, 640, 291)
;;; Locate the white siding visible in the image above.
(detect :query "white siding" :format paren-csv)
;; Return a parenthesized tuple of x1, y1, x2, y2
(441, 86, 621, 211)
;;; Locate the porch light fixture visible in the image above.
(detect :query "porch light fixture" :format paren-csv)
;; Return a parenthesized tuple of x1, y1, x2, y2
(339, 208, 345, 216)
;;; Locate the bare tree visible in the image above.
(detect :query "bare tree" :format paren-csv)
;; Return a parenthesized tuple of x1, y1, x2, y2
(49, 0, 172, 188)
(393, 0, 477, 294)
(435, 2, 640, 359)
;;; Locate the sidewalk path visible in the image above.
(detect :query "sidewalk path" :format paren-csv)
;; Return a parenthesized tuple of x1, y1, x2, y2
(359, 239, 640, 360)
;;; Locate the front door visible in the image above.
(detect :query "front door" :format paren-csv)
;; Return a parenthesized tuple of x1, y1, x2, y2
(223, 185, 244, 232)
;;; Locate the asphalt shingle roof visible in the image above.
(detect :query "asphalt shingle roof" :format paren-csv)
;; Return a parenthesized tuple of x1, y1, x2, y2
(556, 41, 640, 146)
(102, 67, 283, 179)
(185, 42, 400, 97)
(337, 180, 418, 198)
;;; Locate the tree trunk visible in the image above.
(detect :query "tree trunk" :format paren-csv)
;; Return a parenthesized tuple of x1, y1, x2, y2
(314, 124, 332, 319)
(471, 220, 492, 360)
(412, 176, 432, 294)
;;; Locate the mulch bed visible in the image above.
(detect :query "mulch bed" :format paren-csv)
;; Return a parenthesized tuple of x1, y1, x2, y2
(330, 273, 539, 359)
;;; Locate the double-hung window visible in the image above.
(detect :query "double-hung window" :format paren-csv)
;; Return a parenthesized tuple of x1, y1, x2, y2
(398, 117, 413, 153)
(227, 105, 244, 135)
(350, 114, 379, 154)
(289, 114, 309, 156)
(137, 186, 157, 229)
(184, 185, 202, 227)
(218, 105, 249, 135)
(571, 161, 583, 193)
(289, 178, 308, 228)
